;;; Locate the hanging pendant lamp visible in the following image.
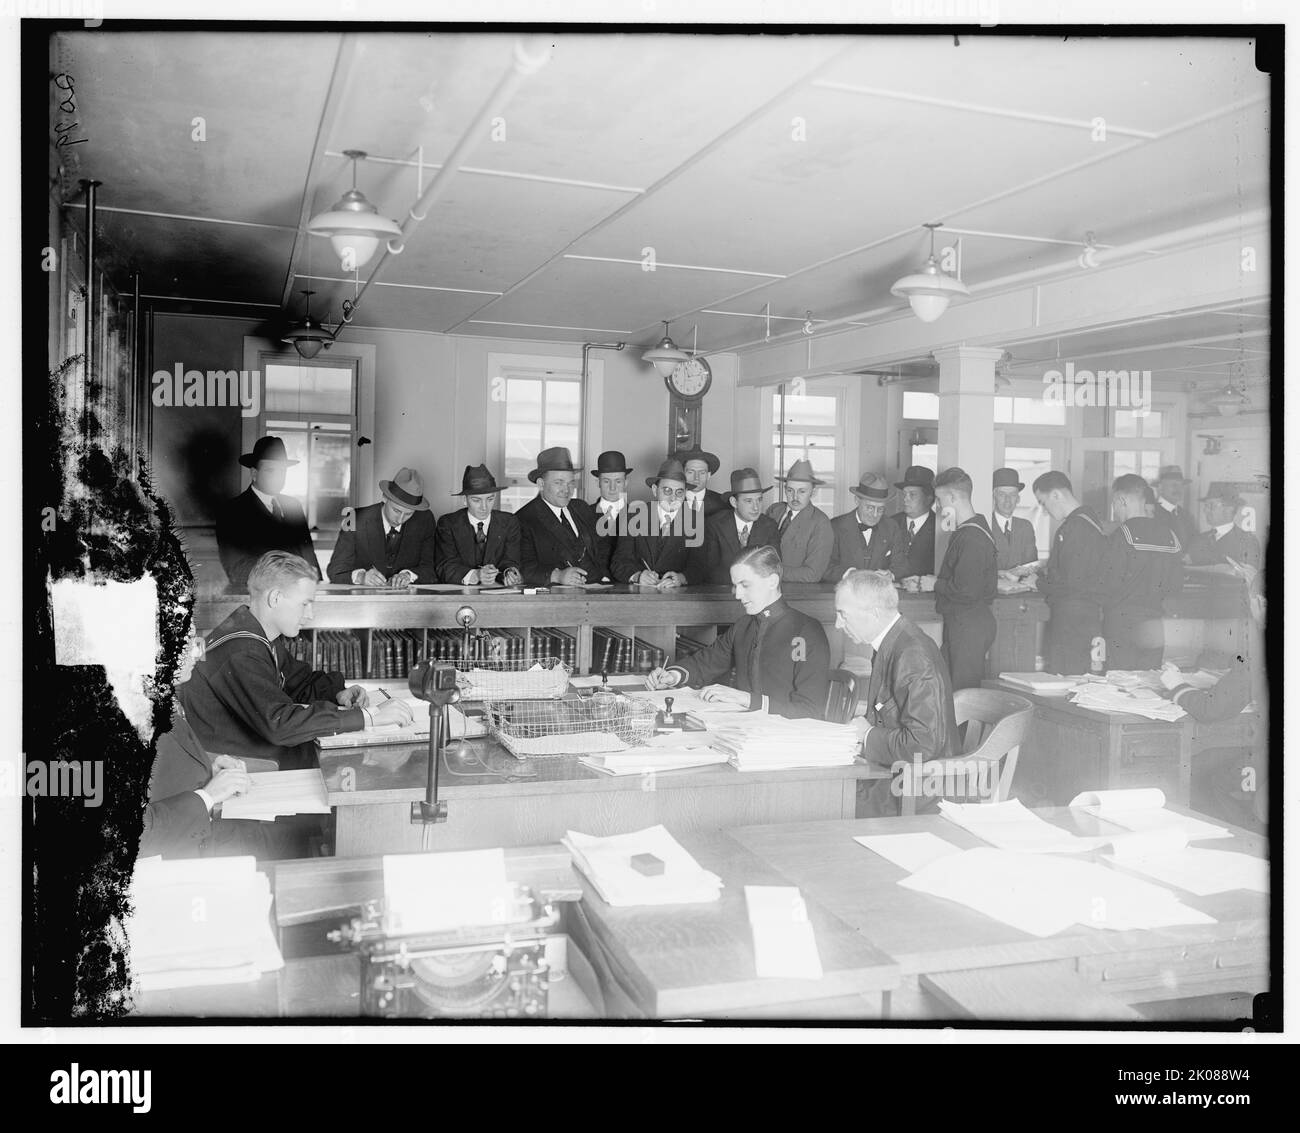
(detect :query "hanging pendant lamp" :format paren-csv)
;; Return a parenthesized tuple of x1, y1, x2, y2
(890, 222, 970, 323)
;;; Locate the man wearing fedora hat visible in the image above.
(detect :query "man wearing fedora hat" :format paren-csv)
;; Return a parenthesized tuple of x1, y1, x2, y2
(611, 458, 695, 588)
(216, 435, 321, 591)
(698, 468, 780, 584)
(990, 467, 1040, 574)
(517, 446, 605, 586)
(765, 458, 833, 583)
(1186, 484, 1262, 569)
(825, 472, 908, 581)
(328, 467, 439, 587)
(590, 450, 633, 580)
(889, 465, 938, 580)
(1152, 465, 1199, 550)
(674, 448, 729, 519)
(433, 465, 522, 586)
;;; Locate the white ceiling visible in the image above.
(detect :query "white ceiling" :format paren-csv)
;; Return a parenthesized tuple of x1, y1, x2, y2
(58, 30, 1270, 369)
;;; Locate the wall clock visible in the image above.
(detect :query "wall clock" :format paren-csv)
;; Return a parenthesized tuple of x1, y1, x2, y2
(666, 355, 711, 453)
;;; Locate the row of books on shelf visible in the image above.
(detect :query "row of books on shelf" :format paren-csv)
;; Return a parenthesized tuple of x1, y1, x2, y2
(592, 627, 667, 676)
(283, 630, 364, 678)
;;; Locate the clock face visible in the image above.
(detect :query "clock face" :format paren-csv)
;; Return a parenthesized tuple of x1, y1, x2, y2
(667, 356, 711, 399)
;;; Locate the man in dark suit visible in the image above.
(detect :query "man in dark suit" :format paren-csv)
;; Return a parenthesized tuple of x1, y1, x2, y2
(1032, 471, 1109, 675)
(889, 464, 937, 580)
(825, 472, 908, 581)
(676, 447, 729, 520)
(766, 458, 833, 582)
(139, 627, 252, 859)
(215, 435, 320, 590)
(931, 467, 998, 691)
(697, 467, 780, 585)
(181, 551, 412, 769)
(328, 466, 439, 586)
(517, 447, 605, 586)
(611, 458, 696, 587)
(590, 450, 633, 581)
(1099, 474, 1185, 670)
(990, 467, 1040, 573)
(1151, 464, 1199, 550)
(433, 464, 522, 586)
(835, 569, 960, 815)
(1185, 484, 1263, 569)
(646, 545, 830, 719)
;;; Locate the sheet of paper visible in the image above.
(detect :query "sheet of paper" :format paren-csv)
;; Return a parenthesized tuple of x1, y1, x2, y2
(382, 848, 523, 935)
(1069, 790, 1232, 841)
(1112, 848, 1269, 896)
(744, 886, 824, 980)
(938, 799, 1103, 854)
(854, 832, 963, 873)
(219, 769, 330, 821)
(563, 825, 722, 906)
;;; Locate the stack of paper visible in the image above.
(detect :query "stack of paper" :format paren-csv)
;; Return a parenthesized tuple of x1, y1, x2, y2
(580, 733, 728, 776)
(219, 769, 330, 821)
(900, 847, 1217, 937)
(998, 672, 1082, 694)
(127, 856, 283, 990)
(708, 716, 861, 771)
(562, 825, 723, 906)
(626, 688, 753, 730)
(382, 848, 528, 935)
(745, 886, 824, 979)
(938, 798, 1103, 854)
(1069, 679, 1185, 720)
(458, 663, 569, 701)
(1070, 789, 1231, 840)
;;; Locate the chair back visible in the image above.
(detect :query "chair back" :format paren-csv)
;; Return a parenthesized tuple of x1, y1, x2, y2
(824, 668, 860, 724)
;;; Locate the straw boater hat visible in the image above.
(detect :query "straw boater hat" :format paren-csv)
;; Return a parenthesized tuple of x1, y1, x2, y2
(452, 464, 501, 495)
(528, 446, 578, 483)
(646, 458, 687, 488)
(591, 450, 633, 477)
(379, 467, 430, 511)
(777, 458, 825, 487)
(728, 468, 773, 497)
(239, 435, 298, 468)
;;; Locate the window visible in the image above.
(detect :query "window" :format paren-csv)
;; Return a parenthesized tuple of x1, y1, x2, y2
(771, 389, 842, 513)
(500, 370, 583, 513)
(261, 357, 358, 534)
(902, 390, 939, 420)
(994, 396, 1067, 426)
(1113, 408, 1165, 438)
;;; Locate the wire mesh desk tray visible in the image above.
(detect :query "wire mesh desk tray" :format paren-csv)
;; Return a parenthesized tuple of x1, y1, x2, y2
(452, 656, 572, 701)
(484, 694, 658, 760)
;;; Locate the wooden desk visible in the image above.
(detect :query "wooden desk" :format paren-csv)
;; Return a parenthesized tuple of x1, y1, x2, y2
(729, 808, 1269, 1020)
(985, 679, 1193, 806)
(320, 736, 884, 856)
(557, 831, 899, 1019)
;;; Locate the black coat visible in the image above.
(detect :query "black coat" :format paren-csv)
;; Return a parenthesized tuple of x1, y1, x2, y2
(1185, 525, 1262, 569)
(1100, 517, 1184, 616)
(889, 509, 936, 578)
(216, 486, 320, 590)
(665, 598, 830, 720)
(180, 605, 363, 768)
(139, 711, 213, 859)
(1038, 505, 1109, 607)
(699, 510, 780, 585)
(610, 507, 701, 583)
(933, 516, 998, 616)
(517, 496, 604, 585)
(825, 511, 909, 581)
(862, 616, 960, 767)
(327, 502, 439, 583)
(1153, 502, 1199, 551)
(433, 509, 522, 583)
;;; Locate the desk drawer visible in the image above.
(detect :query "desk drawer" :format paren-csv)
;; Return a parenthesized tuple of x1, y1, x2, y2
(1192, 715, 1260, 749)
(1076, 939, 1266, 991)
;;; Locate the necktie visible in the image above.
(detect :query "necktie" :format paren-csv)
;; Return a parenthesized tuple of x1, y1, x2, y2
(739, 523, 751, 548)
(384, 525, 402, 571)
(475, 521, 487, 566)
(858, 522, 873, 543)
(777, 509, 794, 538)
(661, 515, 673, 538)
(1002, 520, 1011, 543)
(908, 519, 917, 537)
(559, 508, 578, 540)
(271, 496, 283, 522)
(748, 613, 771, 710)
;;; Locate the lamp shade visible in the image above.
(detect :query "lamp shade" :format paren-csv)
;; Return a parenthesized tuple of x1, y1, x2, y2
(642, 325, 689, 376)
(308, 188, 402, 270)
(283, 316, 333, 359)
(890, 257, 970, 323)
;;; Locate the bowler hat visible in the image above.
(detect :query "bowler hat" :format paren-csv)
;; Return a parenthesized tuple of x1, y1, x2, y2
(895, 465, 935, 492)
(239, 435, 298, 468)
(528, 446, 577, 483)
(728, 468, 773, 496)
(452, 464, 501, 496)
(379, 467, 430, 511)
(992, 467, 1025, 491)
(646, 458, 688, 488)
(850, 472, 892, 501)
(776, 458, 825, 487)
(590, 450, 633, 477)
(674, 447, 720, 475)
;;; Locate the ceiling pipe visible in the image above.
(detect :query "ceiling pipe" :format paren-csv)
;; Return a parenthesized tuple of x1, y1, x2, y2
(698, 208, 1268, 361)
(329, 37, 552, 337)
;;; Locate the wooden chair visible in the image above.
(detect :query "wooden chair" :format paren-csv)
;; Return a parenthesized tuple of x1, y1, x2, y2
(824, 668, 860, 725)
(899, 687, 1034, 816)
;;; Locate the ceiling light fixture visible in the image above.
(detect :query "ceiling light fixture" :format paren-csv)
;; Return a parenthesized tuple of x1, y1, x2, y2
(890, 222, 970, 323)
(308, 150, 403, 271)
(642, 320, 690, 377)
(282, 290, 335, 359)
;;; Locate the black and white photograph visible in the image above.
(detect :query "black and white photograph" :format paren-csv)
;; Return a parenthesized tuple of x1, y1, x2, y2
(9, 0, 1290, 1077)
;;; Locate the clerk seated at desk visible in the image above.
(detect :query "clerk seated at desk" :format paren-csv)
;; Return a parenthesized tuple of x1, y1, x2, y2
(645, 544, 830, 719)
(611, 457, 694, 589)
(433, 464, 522, 586)
(834, 569, 959, 814)
(328, 466, 438, 587)
(181, 551, 413, 770)
(517, 446, 605, 586)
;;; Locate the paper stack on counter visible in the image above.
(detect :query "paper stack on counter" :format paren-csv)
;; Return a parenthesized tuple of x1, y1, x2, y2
(745, 886, 823, 980)
(900, 847, 1217, 937)
(708, 716, 861, 771)
(1068, 679, 1185, 721)
(938, 798, 1105, 854)
(381, 848, 528, 935)
(580, 733, 729, 776)
(127, 856, 283, 990)
(562, 825, 722, 906)
(1070, 789, 1231, 841)
(219, 769, 330, 821)
(625, 688, 752, 730)
(997, 672, 1082, 694)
